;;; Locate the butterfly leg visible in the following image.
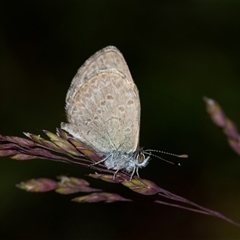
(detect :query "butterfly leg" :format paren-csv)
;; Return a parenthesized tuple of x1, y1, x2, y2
(130, 166, 136, 181)
(113, 168, 121, 180)
(136, 166, 140, 178)
(89, 154, 111, 167)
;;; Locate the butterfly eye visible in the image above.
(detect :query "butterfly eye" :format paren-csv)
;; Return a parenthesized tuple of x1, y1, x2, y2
(137, 152, 146, 164)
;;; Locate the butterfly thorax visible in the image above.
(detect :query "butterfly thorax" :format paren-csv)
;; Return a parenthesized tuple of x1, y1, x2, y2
(103, 150, 150, 175)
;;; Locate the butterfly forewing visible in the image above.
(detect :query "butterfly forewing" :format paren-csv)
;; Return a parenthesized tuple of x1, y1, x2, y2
(61, 46, 141, 155)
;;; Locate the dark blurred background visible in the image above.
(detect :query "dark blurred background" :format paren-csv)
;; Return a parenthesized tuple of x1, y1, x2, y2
(1, 1, 240, 239)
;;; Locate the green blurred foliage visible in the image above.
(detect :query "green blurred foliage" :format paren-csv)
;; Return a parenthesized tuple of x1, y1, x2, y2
(1, 1, 240, 239)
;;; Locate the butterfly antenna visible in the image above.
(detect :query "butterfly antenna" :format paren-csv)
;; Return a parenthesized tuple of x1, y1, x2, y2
(145, 149, 188, 158)
(144, 149, 188, 166)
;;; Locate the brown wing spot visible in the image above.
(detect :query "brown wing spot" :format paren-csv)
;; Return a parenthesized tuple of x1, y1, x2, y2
(107, 95, 114, 100)
(125, 128, 131, 133)
(87, 130, 91, 135)
(118, 106, 125, 112)
(94, 116, 99, 120)
(127, 100, 134, 105)
(100, 101, 106, 105)
(97, 109, 102, 114)
(84, 118, 92, 125)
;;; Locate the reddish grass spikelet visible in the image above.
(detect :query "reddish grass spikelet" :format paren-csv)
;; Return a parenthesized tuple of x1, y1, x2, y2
(1, 128, 240, 227)
(56, 176, 101, 194)
(16, 178, 58, 192)
(72, 192, 131, 203)
(204, 97, 240, 155)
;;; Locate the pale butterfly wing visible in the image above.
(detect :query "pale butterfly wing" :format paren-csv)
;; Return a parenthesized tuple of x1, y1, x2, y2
(61, 46, 140, 155)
